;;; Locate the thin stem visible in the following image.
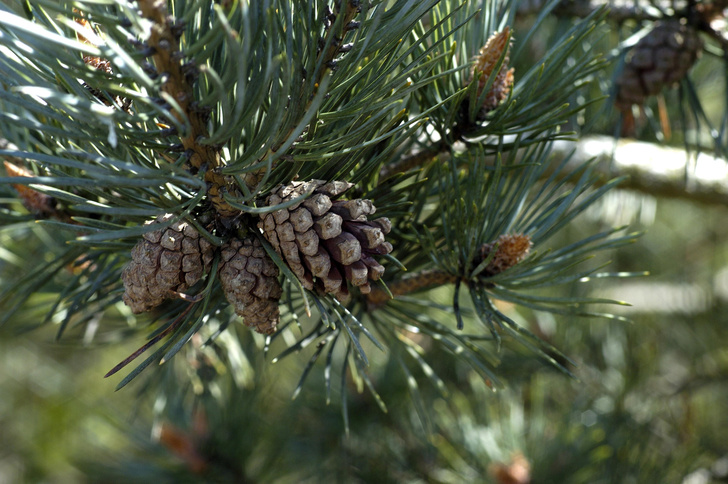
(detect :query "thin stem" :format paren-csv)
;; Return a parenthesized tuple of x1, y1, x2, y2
(379, 148, 442, 180)
(367, 269, 458, 305)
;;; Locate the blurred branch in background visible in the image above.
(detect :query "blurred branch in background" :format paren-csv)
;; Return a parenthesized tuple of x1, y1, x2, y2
(550, 135, 728, 206)
(520, 0, 728, 23)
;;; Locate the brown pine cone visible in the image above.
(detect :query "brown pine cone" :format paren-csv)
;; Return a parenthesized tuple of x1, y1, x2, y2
(615, 20, 702, 111)
(218, 237, 283, 335)
(122, 214, 214, 313)
(258, 180, 392, 301)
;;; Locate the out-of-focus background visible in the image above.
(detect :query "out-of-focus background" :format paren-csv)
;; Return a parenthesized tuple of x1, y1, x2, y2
(2, 2, 728, 483)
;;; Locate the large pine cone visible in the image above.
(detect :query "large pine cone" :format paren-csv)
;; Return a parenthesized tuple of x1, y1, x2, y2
(615, 20, 702, 111)
(258, 180, 392, 301)
(218, 237, 282, 335)
(122, 214, 214, 313)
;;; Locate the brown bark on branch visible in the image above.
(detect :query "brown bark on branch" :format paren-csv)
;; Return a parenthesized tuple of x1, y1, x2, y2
(367, 269, 458, 305)
(138, 0, 240, 217)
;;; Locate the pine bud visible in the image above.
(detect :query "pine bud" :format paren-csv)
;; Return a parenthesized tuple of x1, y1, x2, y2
(477, 233, 532, 276)
(469, 27, 515, 116)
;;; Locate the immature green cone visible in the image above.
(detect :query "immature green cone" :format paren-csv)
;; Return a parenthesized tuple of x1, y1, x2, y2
(615, 20, 702, 111)
(122, 214, 214, 313)
(258, 180, 392, 301)
(218, 237, 283, 335)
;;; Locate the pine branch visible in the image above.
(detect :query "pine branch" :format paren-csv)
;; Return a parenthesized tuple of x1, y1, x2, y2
(378, 145, 443, 180)
(390, 135, 728, 206)
(367, 269, 457, 305)
(138, 0, 239, 217)
(0, 0, 642, 403)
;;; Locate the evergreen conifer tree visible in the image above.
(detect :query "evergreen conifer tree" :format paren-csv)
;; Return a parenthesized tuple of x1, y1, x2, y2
(1, 0, 724, 481)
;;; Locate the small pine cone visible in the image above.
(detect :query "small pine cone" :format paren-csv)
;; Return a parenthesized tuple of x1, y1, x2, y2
(468, 26, 515, 117)
(258, 180, 392, 301)
(615, 20, 702, 111)
(122, 214, 214, 313)
(476, 233, 532, 276)
(3, 161, 57, 216)
(218, 237, 282, 335)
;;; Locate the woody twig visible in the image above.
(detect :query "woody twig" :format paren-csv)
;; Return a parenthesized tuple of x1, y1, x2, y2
(138, 0, 240, 218)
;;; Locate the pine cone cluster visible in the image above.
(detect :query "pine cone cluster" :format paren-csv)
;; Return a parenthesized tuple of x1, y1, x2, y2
(258, 180, 392, 301)
(122, 214, 214, 313)
(218, 237, 282, 335)
(615, 20, 702, 111)
(121, 179, 391, 332)
(469, 26, 515, 117)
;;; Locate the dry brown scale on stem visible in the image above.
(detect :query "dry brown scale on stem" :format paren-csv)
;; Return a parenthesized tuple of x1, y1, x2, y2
(75, 17, 113, 76)
(218, 237, 283, 335)
(75, 14, 132, 111)
(122, 214, 214, 313)
(615, 20, 702, 112)
(258, 180, 392, 302)
(468, 26, 515, 117)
